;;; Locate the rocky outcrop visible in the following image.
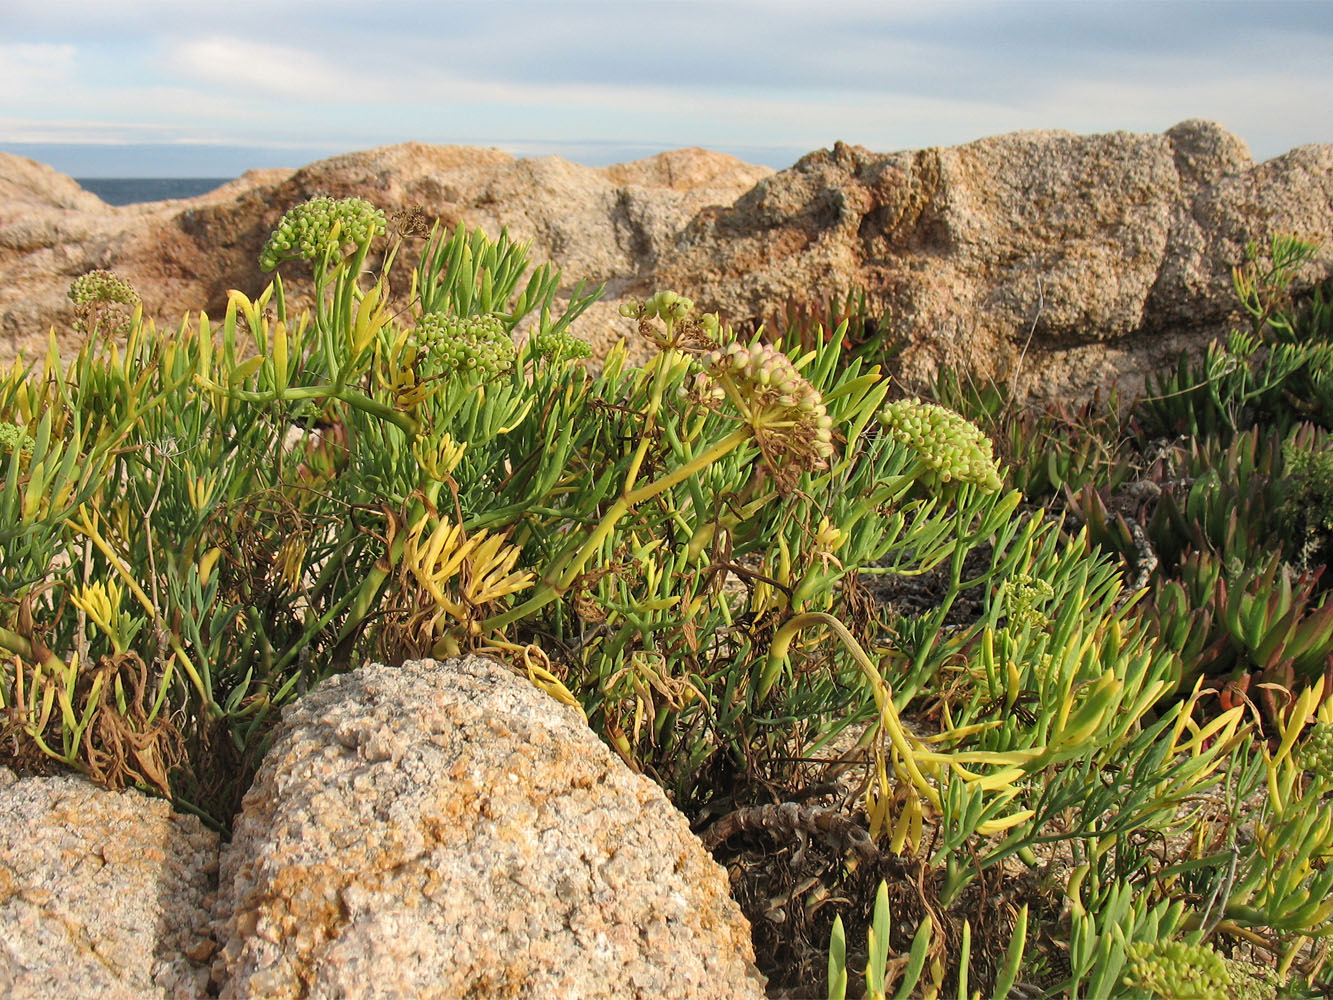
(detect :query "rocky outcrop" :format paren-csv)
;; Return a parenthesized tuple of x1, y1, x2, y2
(2, 121, 1330, 399)
(212, 656, 764, 999)
(657, 120, 1333, 398)
(0, 145, 770, 367)
(0, 657, 764, 999)
(0, 766, 218, 999)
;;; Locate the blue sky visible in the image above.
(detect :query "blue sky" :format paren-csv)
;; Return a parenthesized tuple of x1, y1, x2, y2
(2, 0, 1330, 177)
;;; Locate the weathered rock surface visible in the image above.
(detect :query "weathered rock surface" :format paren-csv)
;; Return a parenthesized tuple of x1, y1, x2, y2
(211, 655, 765, 999)
(2, 120, 1330, 399)
(0, 657, 764, 998)
(0, 145, 770, 367)
(657, 119, 1333, 398)
(0, 766, 218, 999)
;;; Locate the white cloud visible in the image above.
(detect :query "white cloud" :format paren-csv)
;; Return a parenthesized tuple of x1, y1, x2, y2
(0, 42, 77, 97)
(165, 37, 377, 102)
(2, 3, 1327, 170)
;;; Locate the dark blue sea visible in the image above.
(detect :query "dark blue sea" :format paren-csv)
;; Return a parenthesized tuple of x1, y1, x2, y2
(74, 178, 234, 206)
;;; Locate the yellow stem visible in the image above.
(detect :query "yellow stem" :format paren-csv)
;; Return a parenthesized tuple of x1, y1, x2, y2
(768, 611, 942, 810)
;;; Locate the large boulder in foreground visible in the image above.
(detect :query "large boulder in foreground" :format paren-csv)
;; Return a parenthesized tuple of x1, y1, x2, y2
(211, 656, 765, 999)
(0, 767, 218, 999)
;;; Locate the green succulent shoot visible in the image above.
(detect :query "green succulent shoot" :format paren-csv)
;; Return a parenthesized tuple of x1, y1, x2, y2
(259, 195, 387, 271)
(1123, 939, 1232, 1000)
(878, 398, 1004, 492)
(410, 312, 516, 380)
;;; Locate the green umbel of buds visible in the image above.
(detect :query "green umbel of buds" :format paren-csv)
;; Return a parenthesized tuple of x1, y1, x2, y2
(68, 270, 140, 307)
(259, 196, 387, 271)
(531, 328, 592, 366)
(701, 340, 834, 485)
(0, 421, 33, 457)
(1299, 722, 1333, 777)
(411, 312, 515, 379)
(998, 574, 1055, 630)
(1123, 940, 1231, 1000)
(878, 399, 1003, 492)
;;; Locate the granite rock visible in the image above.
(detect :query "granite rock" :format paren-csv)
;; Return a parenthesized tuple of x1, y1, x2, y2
(211, 655, 765, 999)
(3, 120, 1330, 403)
(0, 766, 218, 999)
(657, 119, 1333, 399)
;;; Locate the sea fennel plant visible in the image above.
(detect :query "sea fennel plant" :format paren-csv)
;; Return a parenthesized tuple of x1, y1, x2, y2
(11, 196, 1333, 996)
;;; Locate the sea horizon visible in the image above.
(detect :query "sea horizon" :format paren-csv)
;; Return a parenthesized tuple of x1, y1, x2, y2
(73, 177, 236, 206)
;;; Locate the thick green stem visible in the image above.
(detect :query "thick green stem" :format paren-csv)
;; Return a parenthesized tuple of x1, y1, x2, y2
(194, 377, 418, 436)
(0, 625, 61, 669)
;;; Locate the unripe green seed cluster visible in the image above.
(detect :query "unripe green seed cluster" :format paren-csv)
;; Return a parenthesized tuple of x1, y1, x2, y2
(621, 290, 694, 324)
(1223, 958, 1280, 1000)
(532, 329, 592, 366)
(411, 312, 515, 378)
(68, 270, 140, 307)
(1123, 940, 1230, 1000)
(0, 421, 33, 457)
(677, 372, 726, 407)
(259, 196, 387, 272)
(878, 399, 1003, 492)
(1299, 722, 1333, 777)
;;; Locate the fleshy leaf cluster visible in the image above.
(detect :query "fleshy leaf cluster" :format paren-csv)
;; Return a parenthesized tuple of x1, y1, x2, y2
(878, 398, 1003, 491)
(411, 312, 515, 379)
(259, 196, 387, 271)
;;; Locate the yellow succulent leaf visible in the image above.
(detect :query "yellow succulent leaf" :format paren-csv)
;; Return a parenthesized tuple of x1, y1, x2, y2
(198, 547, 224, 588)
(975, 809, 1037, 837)
(228, 356, 264, 386)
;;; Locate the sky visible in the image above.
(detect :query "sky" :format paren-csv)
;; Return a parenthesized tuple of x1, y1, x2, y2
(1, 0, 1330, 178)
